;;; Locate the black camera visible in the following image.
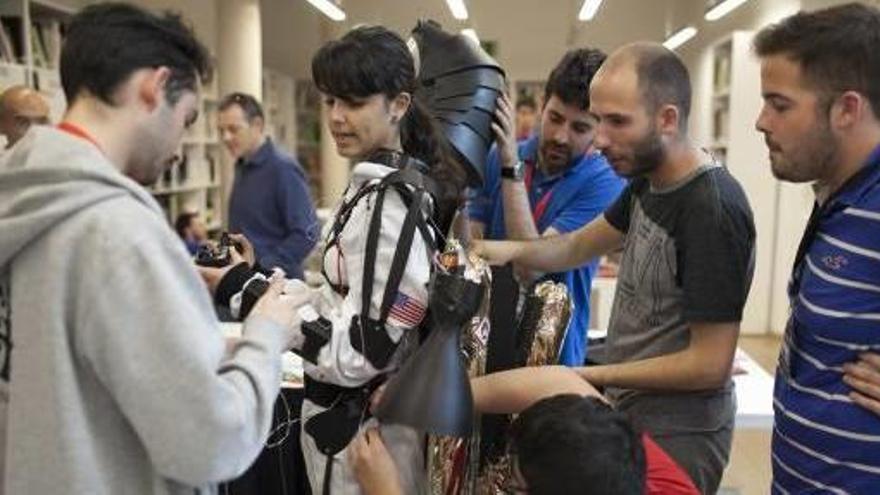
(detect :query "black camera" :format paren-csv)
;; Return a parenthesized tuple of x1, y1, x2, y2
(194, 232, 234, 267)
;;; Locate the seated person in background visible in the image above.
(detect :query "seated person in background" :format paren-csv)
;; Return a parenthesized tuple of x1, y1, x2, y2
(514, 95, 538, 141)
(174, 211, 209, 255)
(352, 366, 699, 495)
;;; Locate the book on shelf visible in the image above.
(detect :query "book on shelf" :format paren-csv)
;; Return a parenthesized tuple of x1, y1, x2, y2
(30, 25, 47, 68)
(0, 20, 14, 64)
(40, 20, 63, 69)
(161, 167, 174, 189)
(206, 149, 218, 183)
(0, 17, 24, 64)
(713, 47, 732, 93)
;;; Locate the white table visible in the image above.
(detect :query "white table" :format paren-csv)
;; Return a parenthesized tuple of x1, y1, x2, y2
(731, 348, 775, 430)
(220, 322, 304, 388)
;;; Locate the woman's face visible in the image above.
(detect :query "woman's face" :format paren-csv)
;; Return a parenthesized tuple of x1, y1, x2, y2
(324, 93, 408, 160)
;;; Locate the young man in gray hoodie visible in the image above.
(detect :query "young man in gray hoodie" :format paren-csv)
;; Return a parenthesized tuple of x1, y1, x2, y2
(0, 4, 307, 494)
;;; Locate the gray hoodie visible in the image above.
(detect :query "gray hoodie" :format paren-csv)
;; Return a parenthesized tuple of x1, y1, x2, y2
(0, 127, 290, 494)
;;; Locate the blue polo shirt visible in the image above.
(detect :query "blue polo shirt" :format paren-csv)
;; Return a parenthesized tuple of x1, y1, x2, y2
(468, 135, 624, 366)
(228, 139, 318, 280)
(772, 144, 880, 494)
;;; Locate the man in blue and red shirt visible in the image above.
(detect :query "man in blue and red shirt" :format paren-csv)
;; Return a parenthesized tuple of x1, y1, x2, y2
(468, 49, 624, 366)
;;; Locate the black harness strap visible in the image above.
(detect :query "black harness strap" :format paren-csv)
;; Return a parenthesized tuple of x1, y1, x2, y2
(359, 184, 388, 331)
(305, 156, 441, 494)
(321, 182, 380, 295)
(379, 187, 425, 323)
(349, 168, 443, 369)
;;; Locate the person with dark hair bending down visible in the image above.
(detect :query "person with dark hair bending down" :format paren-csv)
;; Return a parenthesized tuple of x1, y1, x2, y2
(201, 25, 468, 494)
(351, 366, 700, 495)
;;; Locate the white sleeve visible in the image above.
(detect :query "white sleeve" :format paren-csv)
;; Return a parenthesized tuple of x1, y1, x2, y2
(302, 185, 433, 387)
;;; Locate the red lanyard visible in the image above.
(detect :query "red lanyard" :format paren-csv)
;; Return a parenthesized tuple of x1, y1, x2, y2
(57, 122, 104, 154)
(523, 161, 554, 224)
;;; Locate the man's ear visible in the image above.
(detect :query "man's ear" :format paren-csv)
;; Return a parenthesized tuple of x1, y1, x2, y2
(831, 91, 866, 131)
(139, 66, 172, 112)
(656, 104, 681, 137)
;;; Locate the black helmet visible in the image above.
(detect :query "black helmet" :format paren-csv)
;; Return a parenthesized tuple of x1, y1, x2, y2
(408, 20, 506, 187)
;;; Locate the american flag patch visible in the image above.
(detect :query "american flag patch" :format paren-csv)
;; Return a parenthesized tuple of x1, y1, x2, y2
(388, 291, 426, 327)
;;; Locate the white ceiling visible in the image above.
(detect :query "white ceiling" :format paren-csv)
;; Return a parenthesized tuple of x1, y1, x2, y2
(261, 0, 707, 81)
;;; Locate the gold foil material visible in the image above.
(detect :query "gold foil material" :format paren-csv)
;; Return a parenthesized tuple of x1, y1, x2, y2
(428, 239, 492, 495)
(473, 280, 572, 494)
(524, 282, 572, 367)
(428, 247, 572, 494)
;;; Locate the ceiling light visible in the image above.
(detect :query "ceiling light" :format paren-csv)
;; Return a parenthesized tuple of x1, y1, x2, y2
(446, 0, 469, 20)
(663, 26, 697, 50)
(705, 0, 750, 21)
(461, 28, 479, 44)
(305, 0, 346, 22)
(578, 0, 603, 21)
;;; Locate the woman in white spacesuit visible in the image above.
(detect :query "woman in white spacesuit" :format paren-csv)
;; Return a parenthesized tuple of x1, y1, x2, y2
(207, 25, 468, 495)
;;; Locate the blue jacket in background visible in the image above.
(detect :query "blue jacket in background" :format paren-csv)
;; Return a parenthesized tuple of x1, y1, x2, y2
(229, 139, 318, 280)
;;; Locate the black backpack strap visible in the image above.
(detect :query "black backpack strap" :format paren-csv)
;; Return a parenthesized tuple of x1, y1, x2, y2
(378, 187, 426, 323)
(321, 182, 380, 295)
(359, 184, 388, 330)
(349, 168, 441, 369)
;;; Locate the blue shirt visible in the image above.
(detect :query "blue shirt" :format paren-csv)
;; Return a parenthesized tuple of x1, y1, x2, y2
(228, 139, 318, 280)
(772, 144, 880, 494)
(468, 135, 624, 366)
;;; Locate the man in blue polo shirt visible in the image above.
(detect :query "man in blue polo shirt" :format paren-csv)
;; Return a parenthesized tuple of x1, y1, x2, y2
(754, 4, 880, 492)
(218, 92, 318, 280)
(468, 48, 624, 366)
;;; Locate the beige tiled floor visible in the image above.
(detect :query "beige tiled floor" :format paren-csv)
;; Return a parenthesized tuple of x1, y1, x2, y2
(719, 335, 782, 495)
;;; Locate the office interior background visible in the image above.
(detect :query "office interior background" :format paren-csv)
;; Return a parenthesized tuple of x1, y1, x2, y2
(3, 0, 873, 493)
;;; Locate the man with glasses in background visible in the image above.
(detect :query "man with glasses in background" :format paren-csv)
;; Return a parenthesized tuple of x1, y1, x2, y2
(217, 92, 318, 280)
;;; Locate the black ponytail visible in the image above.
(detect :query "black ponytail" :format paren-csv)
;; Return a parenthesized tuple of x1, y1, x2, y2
(400, 97, 467, 232)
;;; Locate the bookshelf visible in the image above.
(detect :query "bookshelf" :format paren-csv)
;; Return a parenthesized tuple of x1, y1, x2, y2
(0, 0, 71, 126)
(708, 31, 780, 335)
(149, 74, 224, 232)
(263, 67, 296, 155)
(0, 1, 224, 232)
(710, 38, 732, 165)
